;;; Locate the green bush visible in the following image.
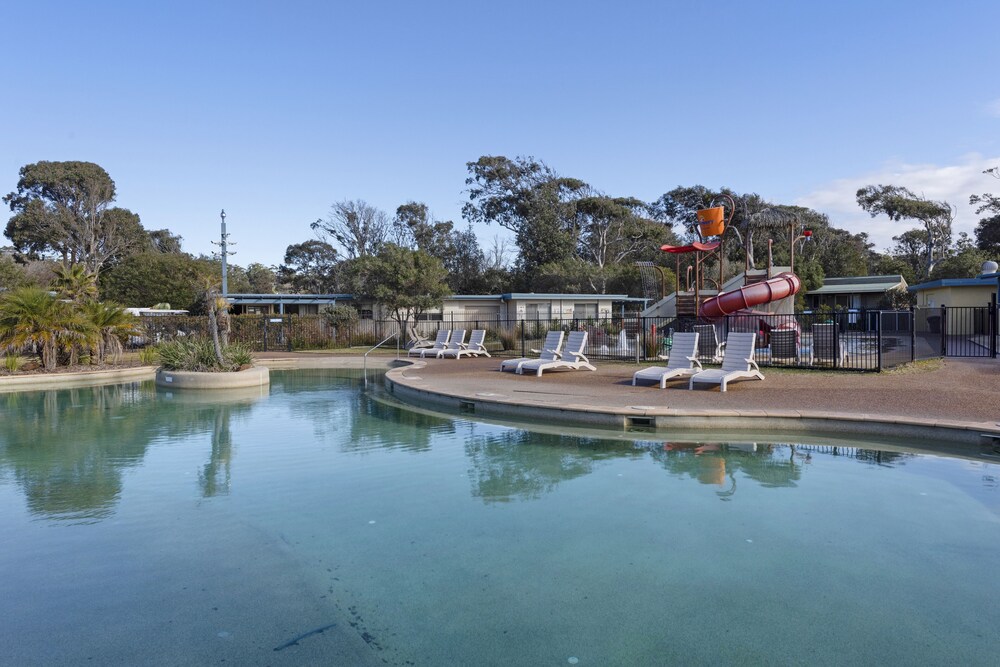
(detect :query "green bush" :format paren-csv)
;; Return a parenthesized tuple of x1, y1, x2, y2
(3, 354, 21, 373)
(138, 345, 159, 365)
(158, 338, 255, 372)
(497, 328, 518, 351)
(226, 344, 254, 367)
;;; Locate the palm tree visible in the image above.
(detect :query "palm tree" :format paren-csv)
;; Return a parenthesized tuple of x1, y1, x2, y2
(83, 301, 141, 364)
(0, 288, 95, 370)
(52, 264, 98, 304)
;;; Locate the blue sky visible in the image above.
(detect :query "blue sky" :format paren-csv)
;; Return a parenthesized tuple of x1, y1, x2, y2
(2, 1, 999, 268)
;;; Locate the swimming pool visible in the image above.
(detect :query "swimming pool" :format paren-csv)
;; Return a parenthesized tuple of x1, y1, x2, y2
(1, 369, 998, 664)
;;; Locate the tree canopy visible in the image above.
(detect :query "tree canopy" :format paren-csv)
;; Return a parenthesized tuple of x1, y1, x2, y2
(312, 199, 390, 259)
(3, 161, 146, 275)
(278, 240, 339, 293)
(351, 244, 451, 330)
(856, 184, 954, 277)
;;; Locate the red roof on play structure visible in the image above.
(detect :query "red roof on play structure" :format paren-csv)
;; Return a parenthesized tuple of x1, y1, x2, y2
(659, 241, 721, 254)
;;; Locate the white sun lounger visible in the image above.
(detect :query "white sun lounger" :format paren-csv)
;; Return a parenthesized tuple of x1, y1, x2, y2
(440, 329, 491, 358)
(408, 329, 449, 357)
(632, 332, 702, 388)
(688, 332, 763, 392)
(427, 329, 465, 359)
(500, 330, 563, 373)
(518, 330, 596, 376)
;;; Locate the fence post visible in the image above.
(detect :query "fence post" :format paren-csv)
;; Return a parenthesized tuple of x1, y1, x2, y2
(261, 315, 268, 352)
(991, 302, 998, 359)
(876, 310, 883, 371)
(833, 313, 840, 369)
(520, 319, 526, 357)
(940, 306, 947, 357)
(641, 317, 647, 361)
(909, 306, 915, 363)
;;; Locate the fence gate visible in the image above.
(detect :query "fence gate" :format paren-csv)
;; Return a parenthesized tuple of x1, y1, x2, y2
(263, 316, 291, 352)
(915, 305, 997, 358)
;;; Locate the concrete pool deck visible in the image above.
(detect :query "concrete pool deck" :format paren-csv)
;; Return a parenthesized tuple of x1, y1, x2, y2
(380, 355, 1000, 444)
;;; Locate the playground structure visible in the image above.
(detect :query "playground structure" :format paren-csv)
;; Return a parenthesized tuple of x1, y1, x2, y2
(641, 195, 812, 326)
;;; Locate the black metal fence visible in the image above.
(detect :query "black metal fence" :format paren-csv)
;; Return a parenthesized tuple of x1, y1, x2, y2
(132, 306, 994, 371)
(913, 304, 998, 359)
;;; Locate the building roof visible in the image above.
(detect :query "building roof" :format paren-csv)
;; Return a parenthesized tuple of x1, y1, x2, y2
(500, 292, 643, 301)
(807, 275, 906, 295)
(225, 293, 352, 305)
(909, 278, 998, 292)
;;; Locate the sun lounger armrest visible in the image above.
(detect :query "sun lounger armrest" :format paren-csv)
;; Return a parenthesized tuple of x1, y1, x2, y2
(688, 356, 703, 370)
(745, 357, 761, 372)
(566, 351, 590, 363)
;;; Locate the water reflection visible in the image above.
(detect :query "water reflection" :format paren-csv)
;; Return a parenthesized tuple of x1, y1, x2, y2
(0, 383, 262, 522)
(351, 393, 455, 452)
(0, 384, 154, 522)
(646, 442, 914, 500)
(464, 429, 641, 502)
(652, 442, 802, 496)
(0, 371, 958, 525)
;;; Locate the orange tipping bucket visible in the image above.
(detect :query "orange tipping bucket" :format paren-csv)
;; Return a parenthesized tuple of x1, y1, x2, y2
(697, 206, 726, 237)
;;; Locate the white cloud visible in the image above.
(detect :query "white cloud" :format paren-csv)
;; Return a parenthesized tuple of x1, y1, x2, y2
(795, 154, 1000, 252)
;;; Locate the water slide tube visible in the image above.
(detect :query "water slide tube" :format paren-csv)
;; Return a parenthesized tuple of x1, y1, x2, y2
(699, 272, 801, 319)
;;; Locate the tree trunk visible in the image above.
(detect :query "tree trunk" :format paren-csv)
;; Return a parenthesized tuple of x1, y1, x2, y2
(42, 341, 56, 371)
(207, 300, 225, 367)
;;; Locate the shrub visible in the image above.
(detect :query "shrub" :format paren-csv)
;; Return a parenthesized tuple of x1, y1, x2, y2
(497, 328, 518, 351)
(138, 345, 159, 365)
(3, 354, 21, 373)
(158, 338, 254, 372)
(226, 343, 254, 367)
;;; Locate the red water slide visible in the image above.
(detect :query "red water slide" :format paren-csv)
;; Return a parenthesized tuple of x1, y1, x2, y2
(699, 272, 801, 318)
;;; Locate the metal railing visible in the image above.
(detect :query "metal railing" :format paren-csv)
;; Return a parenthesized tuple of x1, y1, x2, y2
(363, 332, 399, 386)
(133, 306, 998, 371)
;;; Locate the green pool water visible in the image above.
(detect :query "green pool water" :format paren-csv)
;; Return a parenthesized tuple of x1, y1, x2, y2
(1, 369, 998, 665)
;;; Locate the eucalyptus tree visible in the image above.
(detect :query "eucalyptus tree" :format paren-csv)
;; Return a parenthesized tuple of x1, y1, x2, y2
(856, 184, 954, 277)
(649, 185, 719, 238)
(970, 167, 1000, 255)
(573, 195, 671, 293)
(3, 161, 145, 275)
(147, 229, 184, 254)
(393, 201, 489, 293)
(245, 262, 277, 294)
(463, 155, 588, 273)
(929, 233, 989, 280)
(312, 199, 390, 259)
(277, 240, 339, 293)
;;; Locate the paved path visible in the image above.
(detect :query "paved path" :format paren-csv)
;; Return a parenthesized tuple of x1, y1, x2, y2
(390, 355, 1000, 429)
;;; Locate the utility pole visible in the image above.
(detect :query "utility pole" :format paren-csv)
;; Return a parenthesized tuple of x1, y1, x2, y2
(212, 209, 236, 296)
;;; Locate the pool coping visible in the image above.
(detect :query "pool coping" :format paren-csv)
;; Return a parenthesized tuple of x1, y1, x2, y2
(385, 359, 1000, 447)
(0, 356, 397, 393)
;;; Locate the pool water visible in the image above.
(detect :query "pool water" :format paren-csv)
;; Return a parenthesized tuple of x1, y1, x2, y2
(1, 370, 998, 665)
